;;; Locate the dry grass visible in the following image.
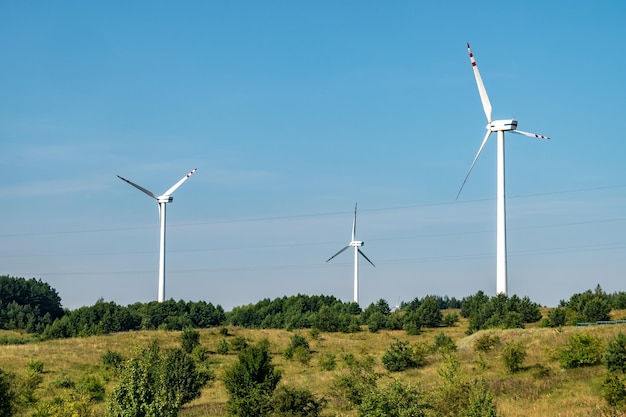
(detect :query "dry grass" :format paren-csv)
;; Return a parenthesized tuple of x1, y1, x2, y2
(2, 311, 626, 416)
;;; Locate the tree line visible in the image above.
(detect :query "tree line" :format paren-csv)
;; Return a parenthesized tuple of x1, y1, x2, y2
(1, 275, 625, 341)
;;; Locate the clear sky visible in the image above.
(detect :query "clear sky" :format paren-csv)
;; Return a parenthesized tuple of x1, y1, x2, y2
(2, 1, 626, 311)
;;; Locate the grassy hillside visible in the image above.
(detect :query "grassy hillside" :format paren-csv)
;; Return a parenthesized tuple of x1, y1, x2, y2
(1, 310, 625, 416)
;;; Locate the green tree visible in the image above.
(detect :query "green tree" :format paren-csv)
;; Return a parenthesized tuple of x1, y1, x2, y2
(0, 368, 15, 417)
(416, 296, 442, 328)
(223, 339, 282, 417)
(107, 341, 210, 417)
(358, 379, 429, 417)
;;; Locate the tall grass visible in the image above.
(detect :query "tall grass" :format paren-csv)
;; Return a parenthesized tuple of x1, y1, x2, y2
(1, 311, 625, 416)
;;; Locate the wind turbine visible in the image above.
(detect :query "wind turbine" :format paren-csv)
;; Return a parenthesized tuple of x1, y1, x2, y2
(117, 168, 197, 302)
(457, 43, 549, 296)
(326, 203, 375, 304)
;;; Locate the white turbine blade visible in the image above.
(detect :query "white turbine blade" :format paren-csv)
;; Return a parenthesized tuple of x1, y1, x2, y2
(358, 248, 376, 267)
(117, 175, 158, 200)
(456, 130, 492, 199)
(163, 168, 197, 196)
(326, 245, 350, 263)
(352, 203, 357, 241)
(511, 130, 550, 140)
(467, 43, 492, 123)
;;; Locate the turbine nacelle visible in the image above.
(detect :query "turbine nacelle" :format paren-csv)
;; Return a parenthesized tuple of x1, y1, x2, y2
(157, 196, 174, 203)
(488, 119, 517, 132)
(350, 240, 364, 247)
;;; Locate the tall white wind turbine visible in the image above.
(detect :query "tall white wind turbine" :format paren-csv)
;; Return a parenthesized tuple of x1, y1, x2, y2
(326, 204, 375, 304)
(117, 168, 197, 302)
(457, 43, 549, 296)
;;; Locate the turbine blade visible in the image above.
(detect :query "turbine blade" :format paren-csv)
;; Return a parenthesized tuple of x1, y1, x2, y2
(467, 43, 492, 123)
(117, 175, 158, 200)
(163, 168, 197, 196)
(456, 130, 492, 199)
(352, 203, 357, 241)
(358, 248, 376, 267)
(511, 130, 550, 140)
(326, 245, 350, 263)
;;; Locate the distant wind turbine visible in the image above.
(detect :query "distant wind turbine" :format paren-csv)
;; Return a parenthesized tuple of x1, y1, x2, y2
(326, 203, 375, 304)
(457, 43, 550, 296)
(117, 168, 197, 302)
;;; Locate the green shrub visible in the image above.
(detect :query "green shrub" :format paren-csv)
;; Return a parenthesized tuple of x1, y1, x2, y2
(382, 339, 421, 372)
(101, 350, 125, 371)
(0, 368, 15, 417)
(318, 353, 337, 371)
(181, 328, 201, 354)
(27, 360, 44, 374)
(501, 341, 526, 373)
(230, 336, 248, 352)
(358, 379, 429, 417)
(217, 338, 229, 355)
(270, 385, 325, 417)
(284, 334, 310, 360)
(50, 372, 75, 389)
(603, 372, 626, 410)
(557, 333, 604, 369)
(431, 332, 457, 354)
(76, 375, 105, 402)
(545, 307, 567, 327)
(473, 334, 501, 352)
(605, 332, 626, 373)
(330, 356, 379, 408)
(443, 312, 460, 327)
(223, 339, 281, 417)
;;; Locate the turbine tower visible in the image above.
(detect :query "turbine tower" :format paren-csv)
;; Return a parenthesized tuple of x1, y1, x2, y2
(326, 203, 375, 304)
(457, 43, 549, 296)
(117, 168, 197, 302)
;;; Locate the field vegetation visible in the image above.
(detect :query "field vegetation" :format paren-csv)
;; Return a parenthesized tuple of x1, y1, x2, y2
(3, 276, 626, 416)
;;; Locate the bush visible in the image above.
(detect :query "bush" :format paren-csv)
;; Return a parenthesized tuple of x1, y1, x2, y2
(382, 339, 422, 372)
(557, 333, 604, 369)
(443, 312, 460, 327)
(284, 334, 310, 360)
(181, 328, 201, 354)
(0, 368, 15, 417)
(431, 332, 457, 354)
(230, 336, 248, 352)
(318, 353, 337, 371)
(605, 332, 626, 373)
(270, 385, 325, 417)
(223, 339, 282, 417)
(107, 341, 210, 417)
(330, 356, 379, 408)
(545, 307, 567, 327)
(76, 375, 105, 402)
(501, 341, 526, 373)
(603, 372, 626, 410)
(358, 379, 429, 417)
(102, 350, 125, 371)
(217, 338, 229, 355)
(473, 334, 501, 352)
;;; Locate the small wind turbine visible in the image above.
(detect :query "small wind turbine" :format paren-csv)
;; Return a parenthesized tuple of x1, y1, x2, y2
(457, 43, 549, 296)
(326, 203, 375, 305)
(117, 168, 197, 302)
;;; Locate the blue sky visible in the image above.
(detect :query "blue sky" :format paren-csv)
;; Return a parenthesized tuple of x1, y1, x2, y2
(1, 1, 626, 311)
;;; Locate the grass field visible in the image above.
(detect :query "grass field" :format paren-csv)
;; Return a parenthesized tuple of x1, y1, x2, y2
(1, 310, 626, 416)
